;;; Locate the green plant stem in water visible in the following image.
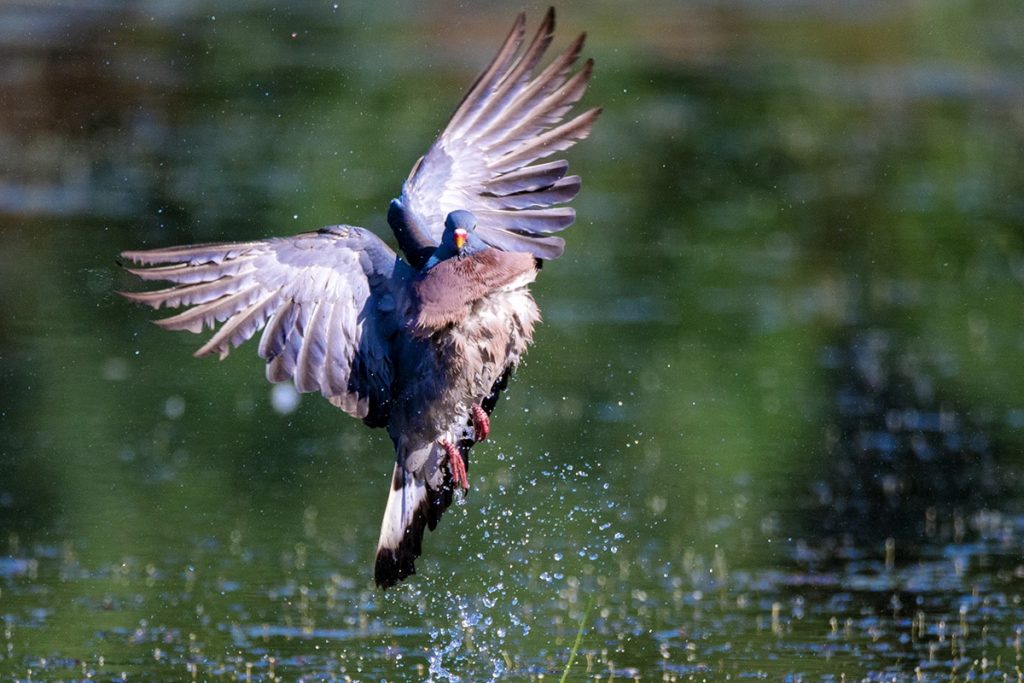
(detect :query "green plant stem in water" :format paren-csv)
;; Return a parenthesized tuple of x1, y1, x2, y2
(559, 596, 593, 683)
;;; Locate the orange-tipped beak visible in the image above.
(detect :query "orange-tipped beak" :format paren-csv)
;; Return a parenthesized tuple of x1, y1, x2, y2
(454, 228, 468, 250)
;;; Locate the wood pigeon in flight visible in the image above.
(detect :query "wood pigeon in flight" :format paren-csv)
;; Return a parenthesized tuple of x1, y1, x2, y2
(120, 8, 600, 588)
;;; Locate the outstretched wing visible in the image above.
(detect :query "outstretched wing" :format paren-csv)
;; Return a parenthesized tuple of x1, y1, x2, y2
(120, 225, 411, 427)
(388, 8, 601, 268)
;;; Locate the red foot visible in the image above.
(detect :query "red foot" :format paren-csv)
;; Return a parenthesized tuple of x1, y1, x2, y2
(441, 439, 468, 490)
(471, 404, 490, 442)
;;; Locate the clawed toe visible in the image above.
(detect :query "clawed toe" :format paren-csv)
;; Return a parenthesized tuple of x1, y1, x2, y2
(441, 439, 468, 490)
(471, 404, 490, 441)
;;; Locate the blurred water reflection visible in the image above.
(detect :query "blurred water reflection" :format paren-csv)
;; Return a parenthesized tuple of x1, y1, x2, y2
(2, 1, 1024, 680)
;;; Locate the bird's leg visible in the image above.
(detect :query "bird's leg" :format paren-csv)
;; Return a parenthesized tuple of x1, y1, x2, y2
(471, 404, 490, 442)
(441, 439, 468, 490)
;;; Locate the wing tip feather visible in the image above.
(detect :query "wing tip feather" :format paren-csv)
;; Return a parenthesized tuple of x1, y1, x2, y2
(116, 289, 157, 307)
(394, 9, 599, 260)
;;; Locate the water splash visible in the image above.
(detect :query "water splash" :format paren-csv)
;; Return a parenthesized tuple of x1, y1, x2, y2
(414, 451, 621, 678)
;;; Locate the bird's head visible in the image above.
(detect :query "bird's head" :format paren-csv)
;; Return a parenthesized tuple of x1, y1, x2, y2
(423, 210, 485, 270)
(445, 210, 478, 251)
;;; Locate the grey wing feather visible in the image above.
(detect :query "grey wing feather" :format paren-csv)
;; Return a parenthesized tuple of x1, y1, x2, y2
(120, 226, 411, 426)
(389, 8, 601, 266)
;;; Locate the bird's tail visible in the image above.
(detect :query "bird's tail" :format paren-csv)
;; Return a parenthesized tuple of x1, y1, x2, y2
(373, 368, 520, 588)
(374, 442, 468, 588)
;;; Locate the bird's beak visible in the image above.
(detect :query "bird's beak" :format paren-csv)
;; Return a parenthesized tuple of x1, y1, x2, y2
(454, 229, 468, 251)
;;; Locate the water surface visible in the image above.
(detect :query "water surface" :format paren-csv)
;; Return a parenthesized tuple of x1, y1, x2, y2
(2, 1, 1024, 680)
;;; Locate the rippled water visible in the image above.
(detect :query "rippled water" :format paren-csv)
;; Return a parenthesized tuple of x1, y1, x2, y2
(2, 1, 1024, 681)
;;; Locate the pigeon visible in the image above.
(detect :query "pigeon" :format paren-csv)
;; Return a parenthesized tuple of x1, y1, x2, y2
(120, 8, 600, 588)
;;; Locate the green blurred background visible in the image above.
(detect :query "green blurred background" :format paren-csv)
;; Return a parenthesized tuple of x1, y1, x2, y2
(1, 0, 1023, 680)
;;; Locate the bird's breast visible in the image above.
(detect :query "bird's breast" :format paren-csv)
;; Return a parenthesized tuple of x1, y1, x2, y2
(410, 249, 538, 335)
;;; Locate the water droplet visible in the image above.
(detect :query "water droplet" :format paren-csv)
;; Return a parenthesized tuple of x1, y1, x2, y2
(164, 395, 185, 419)
(270, 383, 300, 415)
